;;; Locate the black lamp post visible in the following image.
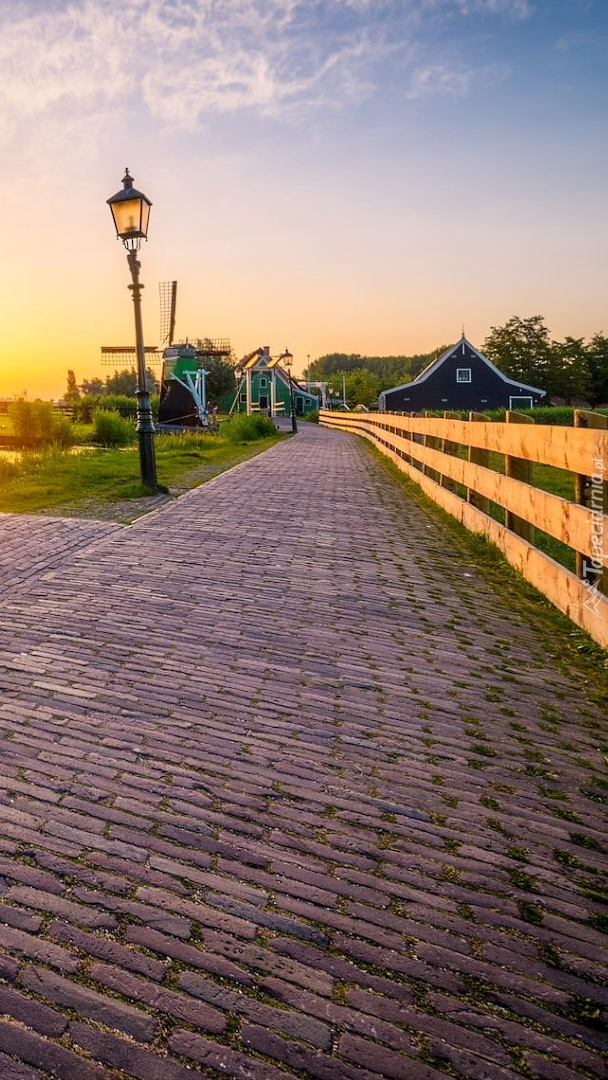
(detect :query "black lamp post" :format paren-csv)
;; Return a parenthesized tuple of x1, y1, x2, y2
(107, 168, 158, 491)
(281, 349, 297, 433)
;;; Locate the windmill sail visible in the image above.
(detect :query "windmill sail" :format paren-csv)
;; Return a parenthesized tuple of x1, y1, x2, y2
(101, 280, 177, 366)
(100, 346, 159, 365)
(159, 281, 177, 347)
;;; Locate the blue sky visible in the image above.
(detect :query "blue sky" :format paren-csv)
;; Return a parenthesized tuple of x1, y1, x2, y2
(0, 0, 606, 395)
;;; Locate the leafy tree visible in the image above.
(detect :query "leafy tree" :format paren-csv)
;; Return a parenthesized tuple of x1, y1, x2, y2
(586, 333, 608, 408)
(80, 376, 105, 396)
(200, 355, 237, 405)
(103, 366, 159, 395)
(309, 354, 363, 378)
(104, 367, 137, 395)
(310, 347, 448, 389)
(551, 336, 589, 405)
(343, 369, 382, 407)
(483, 315, 553, 389)
(65, 369, 80, 402)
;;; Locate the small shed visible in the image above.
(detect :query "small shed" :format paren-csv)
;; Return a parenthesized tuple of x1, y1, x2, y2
(378, 336, 546, 413)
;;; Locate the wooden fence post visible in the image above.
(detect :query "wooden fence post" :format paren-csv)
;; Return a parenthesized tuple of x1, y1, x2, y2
(505, 411, 535, 543)
(574, 410, 608, 595)
(422, 411, 442, 483)
(467, 412, 490, 514)
(441, 411, 461, 492)
(398, 414, 413, 465)
(411, 412, 425, 473)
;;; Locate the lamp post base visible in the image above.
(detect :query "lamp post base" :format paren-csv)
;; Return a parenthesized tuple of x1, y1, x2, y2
(137, 390, 158, 491)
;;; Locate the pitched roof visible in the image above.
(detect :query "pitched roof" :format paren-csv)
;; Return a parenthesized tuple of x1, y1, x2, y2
(382, 336, 546, 397)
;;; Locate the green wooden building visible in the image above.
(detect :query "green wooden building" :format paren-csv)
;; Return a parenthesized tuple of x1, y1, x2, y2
(234, 346, 318, 418)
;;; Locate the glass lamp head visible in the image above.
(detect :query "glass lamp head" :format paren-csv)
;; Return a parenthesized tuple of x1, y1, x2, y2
(107, 168, 152, 250)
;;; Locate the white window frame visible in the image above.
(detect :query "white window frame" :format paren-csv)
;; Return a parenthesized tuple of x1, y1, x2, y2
(456, 368, 471, 383)
(509, 395, 533, 410)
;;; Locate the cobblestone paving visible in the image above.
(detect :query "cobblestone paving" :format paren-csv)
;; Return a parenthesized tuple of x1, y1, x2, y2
(0, 424, 606, 1080)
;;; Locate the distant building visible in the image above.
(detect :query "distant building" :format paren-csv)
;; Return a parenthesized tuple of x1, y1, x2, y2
(378, 336, 546, 413)
(235, 347, 318, 418)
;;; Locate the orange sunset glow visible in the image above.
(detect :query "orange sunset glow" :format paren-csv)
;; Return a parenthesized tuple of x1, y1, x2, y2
(0, 1, 605, 399)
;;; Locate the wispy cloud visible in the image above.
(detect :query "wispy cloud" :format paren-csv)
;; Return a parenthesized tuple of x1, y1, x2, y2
(0, 0, 525, 146)
(438, 0, 532, 16)
(555, 29, 603, 52)
(406, 60, 510, 99)
(0, 1, 405, 127)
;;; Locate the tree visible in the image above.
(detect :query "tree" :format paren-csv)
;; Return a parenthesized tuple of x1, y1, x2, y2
(309, 354, 363, 378)
(586, 333, 608, 408)
(551, 336, 589, 405)
(104, 367, 159, 395)
(65, 369, 80, 402)
(344, 369, 382, 407)
(483, 315, 554, 389)
(104, 368, 137, 395)
(310, 347, 449, 387)
(80, 377, 105, 396)
(201, 356, 237, 405)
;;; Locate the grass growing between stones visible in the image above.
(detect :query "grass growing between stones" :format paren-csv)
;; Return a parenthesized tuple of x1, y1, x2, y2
(366, 443, 608, 699)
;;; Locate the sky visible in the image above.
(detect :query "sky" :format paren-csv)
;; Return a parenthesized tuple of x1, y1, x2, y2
(0, 0, 606, 397)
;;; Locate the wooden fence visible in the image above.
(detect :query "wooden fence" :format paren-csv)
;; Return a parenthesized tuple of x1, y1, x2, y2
(320, 409, 608, 648)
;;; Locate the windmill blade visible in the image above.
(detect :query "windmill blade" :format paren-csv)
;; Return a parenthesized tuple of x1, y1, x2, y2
(159, 281, 177, 347)
(101, 346, 160, 366)
(193, 338, 232, 358)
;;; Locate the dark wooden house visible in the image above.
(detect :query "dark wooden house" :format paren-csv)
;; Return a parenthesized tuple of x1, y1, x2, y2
(378, 336, 546, 413)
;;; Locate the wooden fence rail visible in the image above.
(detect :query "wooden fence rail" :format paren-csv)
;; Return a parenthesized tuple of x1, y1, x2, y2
(320, 409, 608, 648)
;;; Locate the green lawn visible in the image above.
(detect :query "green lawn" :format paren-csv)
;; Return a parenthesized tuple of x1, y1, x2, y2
(0, 432, 282, 516)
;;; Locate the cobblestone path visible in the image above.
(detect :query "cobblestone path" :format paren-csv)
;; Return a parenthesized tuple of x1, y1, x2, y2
(0, 423, 606, 1080)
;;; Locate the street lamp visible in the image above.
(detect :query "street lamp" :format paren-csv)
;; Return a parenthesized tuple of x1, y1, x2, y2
(107, 168, 157, 491)
(234, 366, 243, 412)
(280, 349, 297, 433)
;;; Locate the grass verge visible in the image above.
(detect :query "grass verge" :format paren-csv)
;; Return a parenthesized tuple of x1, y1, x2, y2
(0, 432, 282, 516)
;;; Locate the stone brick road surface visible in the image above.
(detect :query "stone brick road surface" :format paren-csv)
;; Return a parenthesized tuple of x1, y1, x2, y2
(0, 423, 606, 1080)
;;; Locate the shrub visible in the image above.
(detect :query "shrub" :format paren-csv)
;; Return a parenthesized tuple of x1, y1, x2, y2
(99, 394, 137, 418)
(91, 409, 135, 447)
(0, 458, 18, 481)
(72, 394, 102, 423)
(8, 399, 75, 448)
(221, 413, 277, 443)
(49, 413, 75, 448)
(303, 409, 319, 423)
(73, 393, 159, 422)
